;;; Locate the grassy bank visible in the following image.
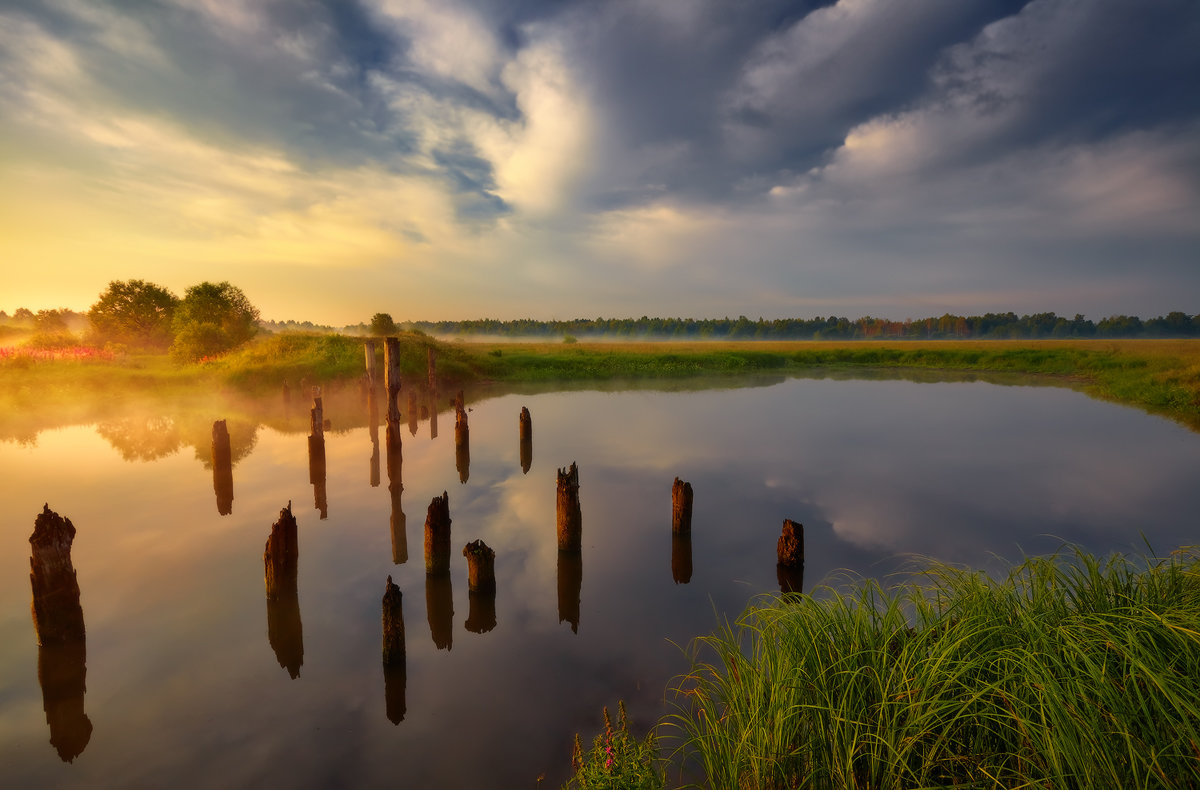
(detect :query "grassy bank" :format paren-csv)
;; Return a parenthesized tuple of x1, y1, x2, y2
(2, 335, 1199, 432)
(570, 546, 1200, 789)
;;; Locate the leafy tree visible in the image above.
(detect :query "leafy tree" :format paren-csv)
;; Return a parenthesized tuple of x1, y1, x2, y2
(370, 312, 398, 336)
(34, 309, 69, 332)
(88, 279, 179, 348)
(13, 307, 34, 325)
(170, 281, 260, 361)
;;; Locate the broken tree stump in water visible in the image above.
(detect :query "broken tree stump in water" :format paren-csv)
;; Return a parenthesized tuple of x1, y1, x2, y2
(463, 540, 496, 594)
(30, 505, 85, 646)
(264, 503, 303, 678)
(519, 407, 532, 474)
(381, 576, 406, 723)
(777, 519, 805, 568)
(384, 336, 402, 427)
(424, 492, 451, 575)
(556, 462, 582, 552)
(671, 477, 693, 535)
(212, 420, 234, 515)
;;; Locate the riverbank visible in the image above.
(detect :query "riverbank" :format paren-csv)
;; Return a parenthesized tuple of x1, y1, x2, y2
(569, 546, 1200, 789)
(2, 335, 1199, 432)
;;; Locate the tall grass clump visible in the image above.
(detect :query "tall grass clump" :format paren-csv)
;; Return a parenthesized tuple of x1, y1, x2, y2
(663, 546, 1200, 789)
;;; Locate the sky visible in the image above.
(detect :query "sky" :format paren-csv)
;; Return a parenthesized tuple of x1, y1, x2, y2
(1, 0, 1198, 326)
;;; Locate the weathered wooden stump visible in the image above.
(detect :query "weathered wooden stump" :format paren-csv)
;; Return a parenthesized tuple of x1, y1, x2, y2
(455, 402, 470, 484)
(382, 576, 405, 666)
(212, 420, 234, 515)
(672, 533, 693, 584)
(264, 503, 303, 678)
(29, 505, 85, 646)
(384, 336, 402, 427)
(463, 540, 496, 593)
(556, 462, 582, 552)
(519, 407, 532, 474)
(424, 492, 451, 575)
(557, 549, 582, 634)
(425, 573, 453, 650)
(310, 387, 324, 439)
(671, 477, 693, 535)
(777, 519, 804, 568)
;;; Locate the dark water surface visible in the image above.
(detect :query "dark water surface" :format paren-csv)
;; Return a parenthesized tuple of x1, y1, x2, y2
(2, 376, 1198, 788)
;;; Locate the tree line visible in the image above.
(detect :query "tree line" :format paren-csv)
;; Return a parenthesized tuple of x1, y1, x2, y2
(1, 279, 261, 361)
(388, 311, 1200, 340)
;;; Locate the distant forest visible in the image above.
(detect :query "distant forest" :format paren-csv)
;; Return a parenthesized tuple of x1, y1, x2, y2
(388, 311, 1200, 340)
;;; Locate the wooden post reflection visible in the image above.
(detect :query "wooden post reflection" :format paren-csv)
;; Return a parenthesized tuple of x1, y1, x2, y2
(386, 423, 407, 564)
(264, 503, 303, 678)
(463, 540, 496, 634)
(776, 519, 805, 595)
(519, 406, 532, 474)
(557, 550, 582, 634)
(309, 388, 327, 519)
(381, 576, 406, 724)
(212, 419, 234, 515)
(367, 361, 381, 488)
(425, 573, 454, 650)
(454, 399, 470, 484)
(671, 533, 693, 584)
(29, 505, 91, 762)
(428, 389, 438, 440)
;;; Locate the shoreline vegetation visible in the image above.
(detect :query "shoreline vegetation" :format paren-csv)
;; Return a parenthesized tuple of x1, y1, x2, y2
(3, 332, 1199, 434)
(570, 546, 1200, 789)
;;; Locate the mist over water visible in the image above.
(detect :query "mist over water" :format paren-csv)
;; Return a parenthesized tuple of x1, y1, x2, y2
(1, 376, 1198, 788)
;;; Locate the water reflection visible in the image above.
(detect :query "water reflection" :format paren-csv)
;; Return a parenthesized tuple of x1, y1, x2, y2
(29, 505, 91, 762)
(557, 550, 582, 634)
(212, 419, 234, 515)
(425, 574, 454, 650)
(386, 424, 407, 564)
(368, 391, 381, 488)
(671, 534, 693, 584)
(95, 414, 180, 462)
(264, 504, 303, 679)
(455, 401, 470, 484)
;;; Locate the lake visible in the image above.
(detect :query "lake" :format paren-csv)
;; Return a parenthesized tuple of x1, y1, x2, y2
(2, 373, 1198, 788)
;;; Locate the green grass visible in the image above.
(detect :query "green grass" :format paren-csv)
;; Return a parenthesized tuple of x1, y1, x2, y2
(646, 546, 1200, 789)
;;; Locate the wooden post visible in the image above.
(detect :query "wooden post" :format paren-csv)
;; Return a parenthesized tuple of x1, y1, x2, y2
(384, 336, 401, 427)
(454, 401, 469, 484)
(671, 477, 693, 535)
(462, 540, 495, 594)
(212, 420, 234, 515)
(310, 387, 324, 439)
(30, 505, 85, 645)
(556, 462, 582, 552)
(777, 519, 804, 568)
(264, 503, 303, 678)
(381, 576, 406, 723)
(519, 407, 532, 474)
(424, 492, 451, 575)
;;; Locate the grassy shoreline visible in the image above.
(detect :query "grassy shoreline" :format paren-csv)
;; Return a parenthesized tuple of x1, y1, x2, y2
(593, 546, 1200, 789)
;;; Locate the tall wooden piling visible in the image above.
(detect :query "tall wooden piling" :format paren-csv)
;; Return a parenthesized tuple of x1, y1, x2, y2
(310, 387, 324, 439)
(424, 492, 451, 575)
(264, 503, 303, 678)
(671, 477, 693, 535)
(381, 576, 406, 723)
(384, 336, 402, 427)
(212, 420, 234, 515)
(519, 407, 532, 474)
(556, 462, 582, 552)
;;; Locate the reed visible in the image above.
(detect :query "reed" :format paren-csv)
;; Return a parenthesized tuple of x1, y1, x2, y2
(655, 546, 1200, 789)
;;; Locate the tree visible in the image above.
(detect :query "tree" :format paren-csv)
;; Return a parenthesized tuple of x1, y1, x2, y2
(88, 280, 179, 348)
(370, 312, 398, 336)
(171, 281, 260, 361)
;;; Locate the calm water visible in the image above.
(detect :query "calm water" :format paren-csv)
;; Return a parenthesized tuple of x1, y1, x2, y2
(2, 375, 1198, 788)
